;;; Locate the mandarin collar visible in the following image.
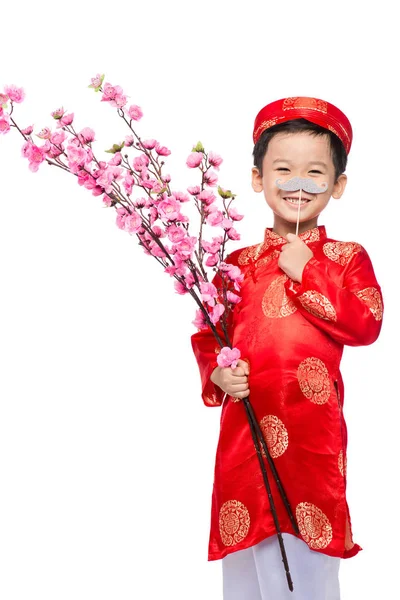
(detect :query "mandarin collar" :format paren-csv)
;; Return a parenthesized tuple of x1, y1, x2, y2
(263, 225, 327, 248)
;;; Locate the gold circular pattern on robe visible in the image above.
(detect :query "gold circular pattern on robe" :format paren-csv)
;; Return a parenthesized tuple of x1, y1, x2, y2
(355, 287, 383, 321)
(296, 502, 333, 550)
(298, 290, 337, 322)
(219, 500, 251, 547)
(297, 357, 331, 404)
(338, 450, 347, 477)
(259, 415, 289, 458)
(323, 241, 362, 266)
(262, 275, 298, 319)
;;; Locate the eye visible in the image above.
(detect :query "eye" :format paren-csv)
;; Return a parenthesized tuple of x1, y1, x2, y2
(277, 167, 290, 171)
(309, 170, 322, 174)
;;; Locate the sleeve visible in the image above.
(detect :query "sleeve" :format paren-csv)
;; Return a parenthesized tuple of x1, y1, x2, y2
(191, 322, 227, 407)
(190, 256, 238, 407)
(283, 246, 384, 347)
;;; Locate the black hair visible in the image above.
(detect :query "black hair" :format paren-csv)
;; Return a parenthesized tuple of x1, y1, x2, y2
(252, 118, 347, 183)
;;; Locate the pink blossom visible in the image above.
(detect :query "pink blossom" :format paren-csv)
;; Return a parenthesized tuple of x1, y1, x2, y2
(50, 130, 67, 145)
(97, 165, 123, 193)
(125, 135, 134, 147)
(103, 194, 113, 207)
(109, 152, 122, 166)
(78, 127, 95, 144)
(4, 84, 25, 103)
(228, 207, 244, 221)
(0, 107, 3, 117)
(149, 241, 167, 257)
(198, 190, 216, 205)
(0, 93, 9, 105)
(66, 144, 89, 173)
(162, 173, 171, 183)
(206, 210, 224, 226)
(133, 154, 149, 172)
(128, 105, 143, 121)
(192, 309, 208, 330)
(167, 225, 186, 243)
(124, 171, 135, 194)
(210, 303, 225, 325)
(173, 236, 197, 259)
(21, 125, 34, 135)
(226, 265, 244, 285)
(204, 169, 218, 186)
(208, 151, 223, 169)
(133, 197, 147, 209)
(174, 280, 188, 295)
(57, 112, 74, 128)
(155, 143, 171, 156)
(173, 191, 190, 203)
(158, 198, 181, 221)
(51, 107, 65, 119)
(186, 152, 203, 168)
(149, 206, 158, 226)
(21, 141, 46, 171)
(125, 212, 142, 234)
(142, 139, 157, 150)
(227, 227, 240, 241)
(200, 282, 218, 307)
(89, 74, 103, 88)
(0, 117, 11, 134)
(205, 253, 219, 267)
(101, 83, 123, 103)
(152, 225, 165, 238)
(201, 236, 223, 254)
(184, 272, 195, 289)
(221, 218, 233, 230)
(36, 127, 52, 140)
(227, 291, 241, 304)
(114, 94, 127, 108)
(217, 347, 241, 369)
(188, 185, 201, 196)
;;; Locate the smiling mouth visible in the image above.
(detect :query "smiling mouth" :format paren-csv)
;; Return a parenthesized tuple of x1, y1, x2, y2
(283, 196, 311, 205)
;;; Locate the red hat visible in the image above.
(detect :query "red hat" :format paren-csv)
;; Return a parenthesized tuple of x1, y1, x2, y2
(253, 97, 353, 154)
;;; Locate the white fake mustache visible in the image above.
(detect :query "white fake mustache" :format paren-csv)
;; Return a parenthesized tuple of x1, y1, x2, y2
(275, 177, 328, 194)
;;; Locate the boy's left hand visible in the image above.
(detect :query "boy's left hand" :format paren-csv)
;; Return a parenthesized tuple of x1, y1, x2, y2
(278, 232, 314, 283)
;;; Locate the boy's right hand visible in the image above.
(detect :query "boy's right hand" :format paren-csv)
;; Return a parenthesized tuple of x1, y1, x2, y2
(210, 359, 250, 400)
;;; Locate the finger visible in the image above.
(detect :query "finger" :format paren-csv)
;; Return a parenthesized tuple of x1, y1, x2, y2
(230, 389, 250, 400)
(231, 367, 246, 377)
(236, 359, 250, 375)
(227, 376, 248, 385)
(228, 383, 249, 393)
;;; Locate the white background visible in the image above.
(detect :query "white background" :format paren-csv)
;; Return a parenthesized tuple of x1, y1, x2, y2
(0, 1, 398, 599)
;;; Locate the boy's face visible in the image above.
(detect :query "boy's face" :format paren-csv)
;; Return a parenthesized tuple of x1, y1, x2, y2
(251, 131, 347, 234)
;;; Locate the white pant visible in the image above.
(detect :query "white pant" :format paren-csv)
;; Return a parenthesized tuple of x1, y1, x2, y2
(222, 533, 341, 600)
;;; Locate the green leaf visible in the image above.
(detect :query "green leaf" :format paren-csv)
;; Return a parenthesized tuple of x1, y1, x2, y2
(191, 141, 205, 153)
(218, 186, 235, 199)
(105, 141, 125, 154)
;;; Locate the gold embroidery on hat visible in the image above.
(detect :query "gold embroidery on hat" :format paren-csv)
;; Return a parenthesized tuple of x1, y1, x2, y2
(298, 290, 337, 321)
(297, 357, 331, 404)
(323, 241, 362, 266)
(219, 500, 250, 547)
(259, 415, 289, 458)
(355, 287, 383, 321)
(282, 97, 328, 114)
(262, 274, 298, 319)
(296, 502, 333, 549)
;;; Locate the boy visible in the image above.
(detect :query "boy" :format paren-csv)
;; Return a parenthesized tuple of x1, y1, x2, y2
(191, 97, 384, 599)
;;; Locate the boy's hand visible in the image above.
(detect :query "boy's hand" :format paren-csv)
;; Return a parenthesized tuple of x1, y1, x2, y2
(211, 359, 250, 400)
(278, 232, 314, 283)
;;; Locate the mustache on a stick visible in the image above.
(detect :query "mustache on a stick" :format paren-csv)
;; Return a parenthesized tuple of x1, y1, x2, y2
(276, 177, 328, 194)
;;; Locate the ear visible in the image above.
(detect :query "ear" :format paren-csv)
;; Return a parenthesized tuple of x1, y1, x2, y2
(331, 173, 347, 199)
(252, 167, 263, 193)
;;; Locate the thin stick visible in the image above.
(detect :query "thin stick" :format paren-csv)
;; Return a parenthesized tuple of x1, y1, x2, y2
(244, 398, 299, 537)
(295, 188, 302, 236)
(242, 399, 294, 592)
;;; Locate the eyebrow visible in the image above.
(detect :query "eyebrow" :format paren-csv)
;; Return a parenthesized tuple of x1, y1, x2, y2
(272, 159, 328, 167)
